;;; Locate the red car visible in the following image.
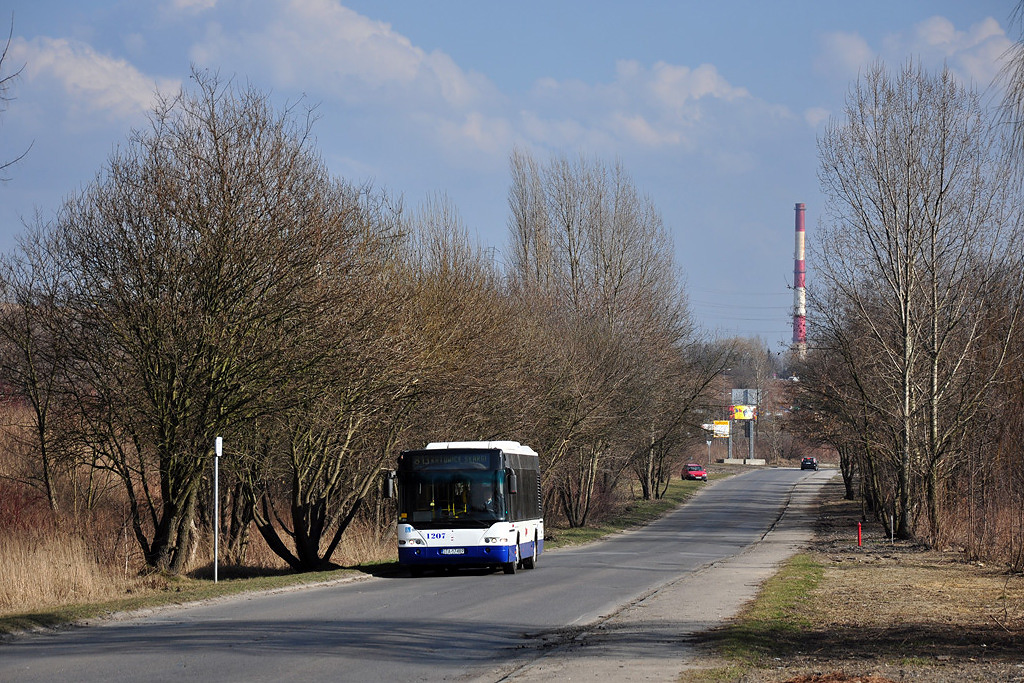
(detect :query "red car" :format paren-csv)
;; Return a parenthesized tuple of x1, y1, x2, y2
(683, 463, 707, 481)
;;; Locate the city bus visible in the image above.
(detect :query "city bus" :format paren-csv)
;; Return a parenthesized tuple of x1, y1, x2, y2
(391, 441, 543, 576)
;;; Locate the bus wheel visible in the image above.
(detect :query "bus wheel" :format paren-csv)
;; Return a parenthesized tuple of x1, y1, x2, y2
(503, 544, 518, 574)
(522, 536, 537, 569)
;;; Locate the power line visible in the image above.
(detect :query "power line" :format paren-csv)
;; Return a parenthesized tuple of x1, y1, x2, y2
(688, 287, 791, 298)
(697, 305, 784, 314)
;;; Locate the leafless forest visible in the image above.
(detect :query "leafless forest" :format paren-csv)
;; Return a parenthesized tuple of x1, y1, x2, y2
(7, 35, 1024, 616)
(0, 69, 763, 612)
(795, 57, 1024, 569)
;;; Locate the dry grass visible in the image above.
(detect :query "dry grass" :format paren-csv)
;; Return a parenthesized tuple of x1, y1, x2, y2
(0, 518, 396, 623)
(331, 520, 398, 567)
(0, 442, 141, 615)
(0, 502, 398, 617)
(809, 553, 1024, 634)
(802, 487, 1024, 654)
(0, 532, 130, 613)
(705, 478, 1024, 682)
(0, 400, 397, 611)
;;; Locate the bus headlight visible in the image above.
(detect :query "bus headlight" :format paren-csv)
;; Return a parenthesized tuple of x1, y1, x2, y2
(484, 536, 508, 544)
(404, 538, 425, 545)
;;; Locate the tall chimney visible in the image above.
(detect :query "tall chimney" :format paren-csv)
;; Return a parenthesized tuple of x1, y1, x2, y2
(793, 203, 806, 358)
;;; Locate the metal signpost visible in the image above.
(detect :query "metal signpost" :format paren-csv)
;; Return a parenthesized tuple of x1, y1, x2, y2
(731, 389, 759, 461)
(214, 436, 221, 584)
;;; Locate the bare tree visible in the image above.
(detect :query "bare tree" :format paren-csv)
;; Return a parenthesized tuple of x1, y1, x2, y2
(630, 338, 732, 499)
(33, 69, 359, 573)
(0, 225, 73, 512)
(998, 1, 1024, 175)
(236, 186, 419, 572)
(0, 15, 30, 179)
(398, 193, 520, 440)
(816, 60, 1022, 541)
(506, 149, 712, 520)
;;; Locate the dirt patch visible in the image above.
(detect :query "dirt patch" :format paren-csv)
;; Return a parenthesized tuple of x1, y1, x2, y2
(726, 478, 1024, 682)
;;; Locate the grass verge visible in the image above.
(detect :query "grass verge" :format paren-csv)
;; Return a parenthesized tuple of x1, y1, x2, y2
(0, 567, 364, 636)
(709, 552, 824, 665)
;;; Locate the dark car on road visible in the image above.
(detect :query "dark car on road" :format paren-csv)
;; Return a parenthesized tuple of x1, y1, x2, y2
(683, 463, 708, 481)
(801, 457, 818, 470)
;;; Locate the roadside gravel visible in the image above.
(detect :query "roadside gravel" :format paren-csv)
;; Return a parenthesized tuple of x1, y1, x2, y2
(489, 469, 833, 682)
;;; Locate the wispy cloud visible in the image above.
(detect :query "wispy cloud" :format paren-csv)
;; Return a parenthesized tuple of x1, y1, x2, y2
(436, 111, 514, 156)
(184, 1, 772, 161)
(804, 106, 831, 128)
(892, 16, 1012, 87)
(520, 58, 771, 155)
(815, 31, 876, 81)
(645, 61, 750, 109)
(169, 0, 218, 11)
(9, 36, 179, 121)
(190, 0, 493, 110)
(816, 16, 1012, 89)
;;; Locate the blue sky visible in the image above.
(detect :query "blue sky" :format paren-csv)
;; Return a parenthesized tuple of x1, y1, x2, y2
(0, 1, 1016, 345)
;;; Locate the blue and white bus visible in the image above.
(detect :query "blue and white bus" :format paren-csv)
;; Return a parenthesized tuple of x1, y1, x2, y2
(393, 441, 543, 576)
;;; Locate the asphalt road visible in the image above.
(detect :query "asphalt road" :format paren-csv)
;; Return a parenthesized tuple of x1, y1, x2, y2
(0, 467, 822, 682)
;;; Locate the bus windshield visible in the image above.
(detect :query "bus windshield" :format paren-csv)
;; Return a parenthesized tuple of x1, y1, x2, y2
(401, 469, 505, 527)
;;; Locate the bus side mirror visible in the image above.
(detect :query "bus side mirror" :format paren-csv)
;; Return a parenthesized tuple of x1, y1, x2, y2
(506, 468, 518, 495)
(384, 470, 396, 499)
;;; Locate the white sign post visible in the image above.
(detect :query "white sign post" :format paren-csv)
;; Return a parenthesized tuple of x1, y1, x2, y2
(214, 436, 222, 584)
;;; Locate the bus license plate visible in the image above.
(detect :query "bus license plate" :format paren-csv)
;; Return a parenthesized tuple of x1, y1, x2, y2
(440, 548, 465, 555)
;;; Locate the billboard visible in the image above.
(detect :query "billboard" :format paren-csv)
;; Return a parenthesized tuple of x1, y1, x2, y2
(712, 420, 730, 437)
(732, 389, 760, 405)
(732, 405, 757, 421)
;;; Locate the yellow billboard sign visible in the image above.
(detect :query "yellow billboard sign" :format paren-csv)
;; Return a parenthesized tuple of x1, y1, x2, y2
(732, 405, 757, 421)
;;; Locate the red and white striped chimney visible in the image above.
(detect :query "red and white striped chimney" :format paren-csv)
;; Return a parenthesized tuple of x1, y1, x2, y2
(793, 203, 807, 358)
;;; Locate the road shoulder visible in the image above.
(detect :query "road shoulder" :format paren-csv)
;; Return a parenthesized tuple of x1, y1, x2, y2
(485, 469, 832, 682)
